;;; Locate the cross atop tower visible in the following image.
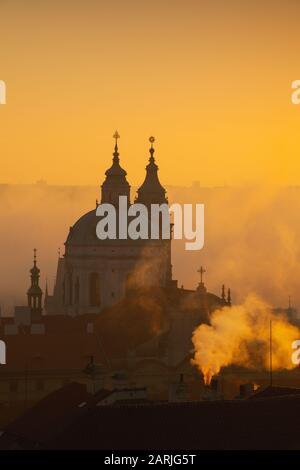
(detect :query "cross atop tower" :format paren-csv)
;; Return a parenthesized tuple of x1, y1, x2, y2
(149, 136, 155, 148)
(112, 131, 120, 160)
(113, 130, 120, 146)
(197, 266, 206, 284)
(149, 136, 155, 159)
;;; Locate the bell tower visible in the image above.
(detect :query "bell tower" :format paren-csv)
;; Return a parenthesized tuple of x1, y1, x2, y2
(135, 136, 168, 206)
(136, 137, 173, 287)
(101, 131, 130, 206)
(27, 248, 43, 321)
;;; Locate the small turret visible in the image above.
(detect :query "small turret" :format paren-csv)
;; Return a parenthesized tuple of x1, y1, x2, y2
(27, 248, 43, 321)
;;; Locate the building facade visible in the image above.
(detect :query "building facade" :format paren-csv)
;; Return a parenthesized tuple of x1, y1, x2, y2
(45, 135, 173, 315)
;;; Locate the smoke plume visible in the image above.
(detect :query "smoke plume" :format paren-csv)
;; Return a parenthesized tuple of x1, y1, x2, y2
(191, 294, 300, 384)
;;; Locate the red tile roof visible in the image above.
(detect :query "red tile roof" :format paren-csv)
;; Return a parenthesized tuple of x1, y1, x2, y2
(3, 389, 300, 449)
(0, 383, 92, 448)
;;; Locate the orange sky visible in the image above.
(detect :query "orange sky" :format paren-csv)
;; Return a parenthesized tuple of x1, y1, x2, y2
(1, 0, 300, 186)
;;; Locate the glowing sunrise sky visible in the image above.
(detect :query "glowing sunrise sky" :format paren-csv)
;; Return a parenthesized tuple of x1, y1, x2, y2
(1, 0, 300, 186)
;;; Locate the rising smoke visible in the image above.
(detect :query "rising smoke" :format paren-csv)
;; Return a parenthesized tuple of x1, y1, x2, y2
(191, 294, 300, 384)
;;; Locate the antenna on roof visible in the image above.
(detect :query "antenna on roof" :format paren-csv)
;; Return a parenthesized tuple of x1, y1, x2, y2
(269, 319, 273, 387)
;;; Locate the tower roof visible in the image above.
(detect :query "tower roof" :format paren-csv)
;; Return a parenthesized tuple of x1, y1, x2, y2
(30, 248, 40, 277)
(105, 131, 127, 177)
(136, 137, 167, 205)
(27, 249, 43, 296)
(101, 131, 130, 204)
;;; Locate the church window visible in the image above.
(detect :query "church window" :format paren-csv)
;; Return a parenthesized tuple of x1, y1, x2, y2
(89, 272, 101, 307)
(75, 277, 80, 304)
(62, 279, 65, 305)
(69, 273, 73, 306)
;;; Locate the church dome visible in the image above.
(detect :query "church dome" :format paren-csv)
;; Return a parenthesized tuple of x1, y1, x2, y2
(66, 135, 168, 248)
(65, 208, 143, 247)
(66, 210, 99, 246)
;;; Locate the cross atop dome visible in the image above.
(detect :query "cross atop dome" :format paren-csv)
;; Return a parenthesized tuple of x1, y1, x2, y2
(197, 266, 206, 284)
(196, 266, 207, 294)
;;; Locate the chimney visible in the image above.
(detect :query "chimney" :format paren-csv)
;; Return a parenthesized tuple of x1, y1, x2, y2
(201, 376, 224, 401)
(210, 378, 220, 393)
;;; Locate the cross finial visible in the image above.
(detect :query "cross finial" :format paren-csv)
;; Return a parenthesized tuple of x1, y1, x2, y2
(197, 266, 206, 284)
(149, 136, 155, 159)
(113, 130, 120, 145)
(149, 136, 155, 148)
(113, 131, 120, 159)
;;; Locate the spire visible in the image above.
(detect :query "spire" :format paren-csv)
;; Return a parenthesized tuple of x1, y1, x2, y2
(221, 284, 226, 302)
(149, 135, 155, 162)
(30, 248, 40, 280)
(113, 130, 120, 163)
(104, 131, 126, 177)
(27, 248, 43, 320)
(136, 136, 167, 206)
(287, 295, 294, 316)
(101, 132, 130, 204)
(227, 288, 231, 306)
